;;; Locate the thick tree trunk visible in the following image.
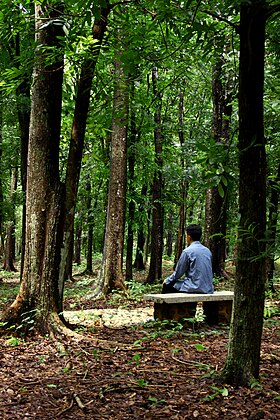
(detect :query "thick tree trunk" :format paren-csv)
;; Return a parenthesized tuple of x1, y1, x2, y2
(98, 39, 129, 295)
(2, 3, 66, 334)
(59, 5, 110, 306)
(146, 68, 164, 284)
(222, 2, 267, 386)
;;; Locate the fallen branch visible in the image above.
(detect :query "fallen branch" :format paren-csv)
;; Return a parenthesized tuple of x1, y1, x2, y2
(73, 393, 85, 410)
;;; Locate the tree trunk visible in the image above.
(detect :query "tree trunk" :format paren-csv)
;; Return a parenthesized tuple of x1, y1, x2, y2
(58, 4, 110, 306)
(133, 185, 147, 271)
(222, 1, 267, 386)
(174, 91, 187, 266)
(2, 2, 66, 334)
(146, 68, 164, 284)
(74, 220, 82, 265)
(85, 179, 93, 275)
(166, 212, 173, 258)
(98, 37, 129, 295)
(204, 51, 232, 278)
(15, 35, 32, 281)
(0, 93, 4, 255)
(126, 81, 137, 281)
(3, 167, 18, 272)
(266, 162, 280, 291)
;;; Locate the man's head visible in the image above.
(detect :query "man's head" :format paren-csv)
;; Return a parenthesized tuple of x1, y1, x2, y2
(186, 224, 202, 244)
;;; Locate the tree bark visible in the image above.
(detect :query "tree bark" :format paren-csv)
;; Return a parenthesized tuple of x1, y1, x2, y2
(146, 68, 164, 284)
(133, 185, 147, 271)
(126, 81, 137, 281)
(3, 167, 18, 272)
(2, 2, 66, 334)
(266, 162, 280, 291)
(98, 36, 129, 295)
(222, 1, 267, 386)
(204, 51, 232, 279)
(174, 91, 187, 266)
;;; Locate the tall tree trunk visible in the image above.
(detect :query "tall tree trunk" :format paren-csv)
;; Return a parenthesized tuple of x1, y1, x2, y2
(204, 51, 232, 278)
(15, 32, 32, 281)
(74, 220, 82, 265)
(98, 36, 129, 295)
(146, 68, 164, 284)
(3, 2, 66, 334)
(85, 179, 93, 275)
(133, 185, 147, 271)
(222, 1, 267, 386)
(266, 162, 280, 291)
(166, 211, 173, 258)
(58, 4, 110, 308)
(0, 93, 3, 255)
(126, 81, 137, 281)
(174, 91, 187, 266)
(3, 167, 18, 272)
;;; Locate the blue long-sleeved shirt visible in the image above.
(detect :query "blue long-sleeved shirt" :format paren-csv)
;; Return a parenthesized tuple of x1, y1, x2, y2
(165, 241, 214, 293)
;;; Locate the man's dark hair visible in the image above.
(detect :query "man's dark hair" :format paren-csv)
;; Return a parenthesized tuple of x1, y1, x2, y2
(186, 224, 202, 241)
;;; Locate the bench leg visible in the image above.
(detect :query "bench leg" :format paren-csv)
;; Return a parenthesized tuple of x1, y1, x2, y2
(203, 301, 233, 325)
(154, 302, 197, 322)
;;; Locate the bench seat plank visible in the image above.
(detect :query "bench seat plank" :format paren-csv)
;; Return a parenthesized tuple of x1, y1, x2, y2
(144, 291, 234, 325)
(144, 291, 234, 304)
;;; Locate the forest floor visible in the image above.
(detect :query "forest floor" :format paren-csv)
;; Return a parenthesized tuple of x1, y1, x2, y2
(0, 260, 279, 419)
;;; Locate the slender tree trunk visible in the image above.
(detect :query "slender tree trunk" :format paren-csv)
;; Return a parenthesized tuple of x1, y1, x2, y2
(133, 185, 147, 271)
(174, 91, 187, 266)
(146, 68, 164, 284)
(0, 93, 3, 255)
(98, 36, 129, 295)
(166, 212, 173, 258)
(126, 82, 137, 281)
(58, 5, 110, 307)
(15, 34, 32, 281)
(74, 220, 82, 265)
(2, 2, 66, 334)
(3, 167, 18, 272)
(85, 179, 93, 275)
(204, 51, 232, 278)
(266, 162, 280, 291)
(222, 1, 267, 386)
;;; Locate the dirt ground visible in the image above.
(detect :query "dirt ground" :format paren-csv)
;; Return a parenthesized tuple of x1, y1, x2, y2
(1, 294, 279, 419)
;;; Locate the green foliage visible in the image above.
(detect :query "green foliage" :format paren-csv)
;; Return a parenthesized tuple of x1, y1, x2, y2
(143, 318, 185, 339)
(206, 385, 229, 400)
(4, 336, 21, 346)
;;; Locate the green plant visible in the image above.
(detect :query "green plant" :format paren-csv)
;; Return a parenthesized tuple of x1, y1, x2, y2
(148, 396, 166, 406)
(206, 385, 229, 400)
(4, 336, 21, 346)
(194, 343, 208, 351)
(143, 318, 184, 340)
(131, 353, 141, 366)
(136, 379, 149, 387)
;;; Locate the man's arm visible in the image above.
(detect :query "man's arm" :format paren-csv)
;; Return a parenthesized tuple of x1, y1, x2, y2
(164, 251, 188, 284)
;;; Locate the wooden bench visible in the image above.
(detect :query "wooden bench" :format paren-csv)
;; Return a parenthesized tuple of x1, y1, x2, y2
(144, 291, 234, 325)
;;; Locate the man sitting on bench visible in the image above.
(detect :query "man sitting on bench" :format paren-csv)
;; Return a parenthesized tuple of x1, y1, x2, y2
(162, 224, 214, 294)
